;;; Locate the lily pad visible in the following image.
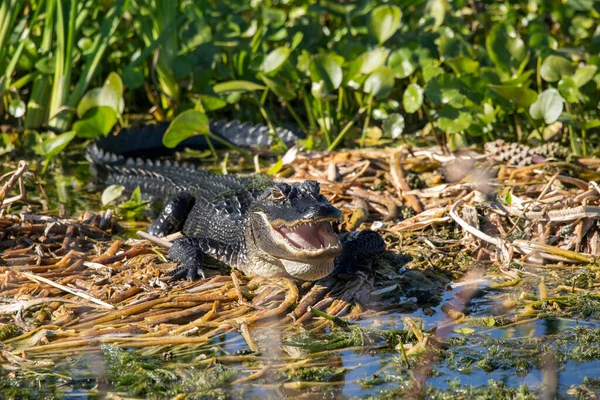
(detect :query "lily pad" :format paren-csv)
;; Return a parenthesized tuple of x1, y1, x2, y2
(73, 107, 118, 138)
(438, 106, 473, 133)
(309, 54, 343, 92)
(40, 131, 77, 158)
(486, 23, 527, 75)
(403, 84, 423, 114)
(425, 74, 464, 108)
(558, 77, 579, 103)
(383, 113, 405, 139)
(540, 55, 575, 83)
(77, 73, 124, 118)
(8, 99, 26, 118)
(388, 48, 416, 79)
(162, 110, 210, 148)
(260, 47, 290, 74)
(529, 88, 564, 124)
(359, 48, 390, 75)
(572, 65, 597, 87)
(363, 66, 395, 99)
(489, 85, 538, 108)
(369, 5, 402, 45)
(102, 185, 125, 206)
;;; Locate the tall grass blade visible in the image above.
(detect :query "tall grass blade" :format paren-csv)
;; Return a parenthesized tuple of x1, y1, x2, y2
(0, 0, 24, 67)
(54, 0, 128, 130)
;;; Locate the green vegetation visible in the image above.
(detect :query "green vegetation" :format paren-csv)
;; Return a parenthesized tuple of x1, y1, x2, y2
(102, 345, 239, 398)
(2, 0, 600, 166)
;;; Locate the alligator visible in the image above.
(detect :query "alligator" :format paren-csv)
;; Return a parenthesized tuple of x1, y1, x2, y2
(87, 120, 386, 281)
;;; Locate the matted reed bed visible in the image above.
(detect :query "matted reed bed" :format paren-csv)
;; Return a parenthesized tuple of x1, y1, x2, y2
(2, 147, 600, 397)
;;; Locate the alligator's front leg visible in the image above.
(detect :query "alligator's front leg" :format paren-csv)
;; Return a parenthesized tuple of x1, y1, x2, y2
(333, 230, 386, 276)
(147, 192, 196, 237)
(167, 236, 209, 280)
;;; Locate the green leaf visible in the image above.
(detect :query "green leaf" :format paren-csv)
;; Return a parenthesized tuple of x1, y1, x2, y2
(425, 0, 447, 30)
(425, 74, 464, 108)
(368, 5, 402, 45)
(35, 57, 55, 74)
(529, 88, 564, 124)
(130, 186, 142, 203)
(363, 66, 395, 99)
(260, 47, 290, 74)
(436, 34, 473, 61)
(40, 131, 77, 158)
(558, 77, 579, 103)
(259, 74, 296, 101)
(0, 133, 15, 156)
(105, 72, 124, 99)
(453, 327, 475, 335)
(489, 85, 538, 108)
(566, 0, 594, 12)
(403, 84, 423, 114)
(122, 66, 145, 90)
(162, 110, 210, 149)
(438, 106, 473, 133)
(77, 73, 124, 118)
(102, 185, 125, 206)
(267, 159, 283, 175)
(8, 99, 26, 118)
(422, 65, 443, 82)
(343, 58, 364, 85)
(383, 113, 405, 139)
(503, 190, 512, 205)
(241, 20, 258, 38)
(478, 103, 496, 125)
(446, 56, 480, 76)
(213, 80, 265, 94)
(118, 187, 150, 219)
(359, 48, 390, 75)
(73, 107, 118, 138)
(197, 95, 228, 111)
(572, 65, 597, 87)
(485, 23, 527, 76)
(77, 86, 120, 117)
(104, 72, 124, 114)
(540, 55, 575, 83)
(290, 31, 304, 51)
(529, 33, 558, 52)
(309, 54, 343, 92)
(388, 48, 415, 79)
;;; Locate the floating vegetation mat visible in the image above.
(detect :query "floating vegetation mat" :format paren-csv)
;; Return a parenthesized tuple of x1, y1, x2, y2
(2, 148, 600, 398)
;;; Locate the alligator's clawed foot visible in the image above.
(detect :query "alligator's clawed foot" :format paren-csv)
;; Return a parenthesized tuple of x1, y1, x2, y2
(168, 262, 205, 281)
(168, 236, 207, 281)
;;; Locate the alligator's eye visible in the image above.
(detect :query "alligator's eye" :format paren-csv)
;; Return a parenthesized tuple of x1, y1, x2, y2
(270, 188, 285, 200)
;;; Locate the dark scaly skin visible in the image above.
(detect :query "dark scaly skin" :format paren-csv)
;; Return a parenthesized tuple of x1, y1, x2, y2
(88, 120, 386, 281)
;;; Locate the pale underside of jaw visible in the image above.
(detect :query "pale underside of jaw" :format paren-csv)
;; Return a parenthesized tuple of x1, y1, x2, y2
(273, 221, 339, 251)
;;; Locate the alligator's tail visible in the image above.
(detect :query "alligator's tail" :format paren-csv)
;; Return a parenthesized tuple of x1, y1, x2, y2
(86, 120, 302, 198)
(88, 120, 302, 160)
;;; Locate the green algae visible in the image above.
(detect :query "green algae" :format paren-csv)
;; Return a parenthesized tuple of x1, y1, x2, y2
(0, 324, 22, 342)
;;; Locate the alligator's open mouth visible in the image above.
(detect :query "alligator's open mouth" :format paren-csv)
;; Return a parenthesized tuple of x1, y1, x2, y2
(271, 219, 342, 258)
